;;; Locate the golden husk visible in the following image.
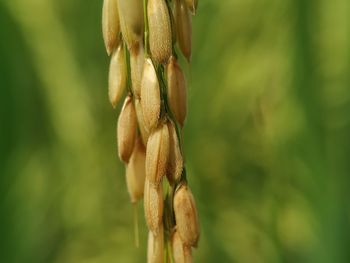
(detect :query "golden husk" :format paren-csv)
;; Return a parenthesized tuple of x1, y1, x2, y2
(166, 120, 183, 184)
(117, 96, 137, 163)
(135, 98, 150, 146)
(125, 137, 146, 203)
(144, 178, 164, 235)
(108, 44, 126, 108)
(117, 0, 144, 50)
(147, 226, 164, 263)
(175, 0, 192, 62)
(146, 123, 170, 185)
(172, 231, 193, 263)
(140, 58, 161, 131)
(167, 56, 187, 127)
(130, 43, 145, 98)
(102, 0, 120, 55)
(174, 185, 200, 247)
(148, 0, 172, 64)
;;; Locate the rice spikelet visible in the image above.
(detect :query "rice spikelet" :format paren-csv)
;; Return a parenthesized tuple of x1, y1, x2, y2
(117, 0, 144, 50)
(144, 178, 164, 235)
(147, 226, 164, 263)
(167, 56, 187, 127)
(102, 0, 120, 55)
(108, 44, 126, 108)
(175, 0, 192, 62)
(117, 96, 137, 163)
(167, 120, 183, 184)
(174, 185, 200, 247)
(140, 58, 161, 131)
(126, 137, 146, 203)
(146, 123, 170, 185)
(148, 0, 172, 64)
(172, 231, 193, 263)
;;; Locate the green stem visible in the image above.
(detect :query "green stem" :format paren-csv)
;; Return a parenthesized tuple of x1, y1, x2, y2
(143, 0, 150, 57)
(133, 203, 139, 248)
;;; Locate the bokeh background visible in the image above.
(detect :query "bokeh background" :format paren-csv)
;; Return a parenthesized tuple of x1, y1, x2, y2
(1, 0, 350, 262)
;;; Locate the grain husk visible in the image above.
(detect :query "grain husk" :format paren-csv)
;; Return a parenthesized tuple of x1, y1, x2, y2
(102, 0, 120, 55)
(174, 185, 200, 247)
(175, 0, 192, 62)
(117, 96, 137, 163)
(148, 0, 172, 64)
(108, 44, 126, 108)
(117, 0, 144, 50)
(140, 58, 161, 131)
(172, 231, 193, 263)
(147, 225, 164, 263)
(125, 137, 146, 203)
(144, 178, 164, 235)
(167, 56, 187, 127)
(146, 123, 170, 185)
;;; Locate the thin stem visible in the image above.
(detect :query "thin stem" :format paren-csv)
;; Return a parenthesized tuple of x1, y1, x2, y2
(167, 239, 175, 263)
(133, 203, 139, 248)
(143, 0, 150, 57)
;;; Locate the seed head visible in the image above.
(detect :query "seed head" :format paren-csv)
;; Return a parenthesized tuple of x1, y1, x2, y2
(135, 98, 150, 146)
(144, 178, 164, 235)
(147, 226, 164, 263)
(174, 185, 200, 247)
(108, 44, 127, 108)
(185, 0, 198, 15)
(117, 0, 144, 50)
(172, 231, 193, 263)
(130, 43, 145, 98)
(175, 0, 192, 62)
(146, 123, 170, 185)
(102, 0, 120, 55)
(117, 96, 137, 163)
(140, 58, 161, 131)
(125, 137, 146, 203)
(167, 120, 183, 184)
(167, 56, 187, 127)
(148, 0, 172, 64)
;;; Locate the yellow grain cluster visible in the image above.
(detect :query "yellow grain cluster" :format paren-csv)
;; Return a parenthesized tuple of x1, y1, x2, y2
(102, 0, 200, 262)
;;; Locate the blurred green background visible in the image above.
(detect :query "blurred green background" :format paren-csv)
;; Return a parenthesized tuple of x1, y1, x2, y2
(1, 0, 350, 262)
